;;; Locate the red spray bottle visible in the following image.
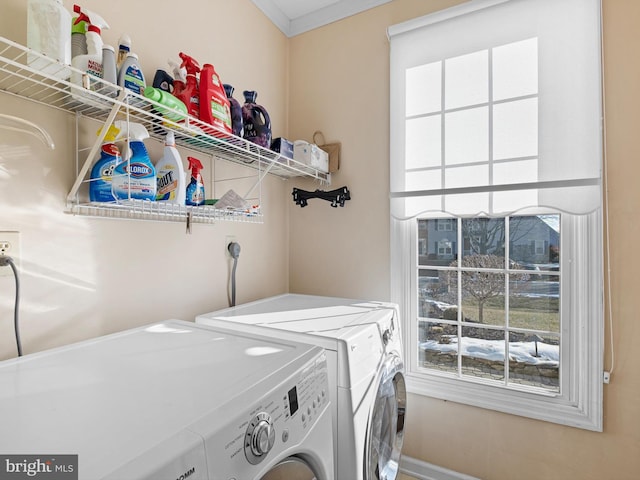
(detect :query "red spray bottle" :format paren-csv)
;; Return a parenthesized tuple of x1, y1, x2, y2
(173, 53, 201, 120)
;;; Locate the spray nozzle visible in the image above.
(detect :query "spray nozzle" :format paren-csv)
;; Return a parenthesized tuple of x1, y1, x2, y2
(187, 157, 203, 176)
(178, 53, 201, 75)
(96, 124, 123, 143)
(168, 59, 186, 83)
(73, 4, 109, 34)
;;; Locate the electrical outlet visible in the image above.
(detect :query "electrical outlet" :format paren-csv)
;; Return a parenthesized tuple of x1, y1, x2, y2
(0, 231, 20, 277)
(225, 235, 237, 258)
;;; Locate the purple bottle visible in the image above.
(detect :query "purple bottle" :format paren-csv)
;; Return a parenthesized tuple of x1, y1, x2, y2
(224, 84, 244, 138)
(242, 90, 271, 148)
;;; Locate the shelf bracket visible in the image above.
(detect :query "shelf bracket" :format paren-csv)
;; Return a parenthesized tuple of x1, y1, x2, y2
(66, 89, 129, 204)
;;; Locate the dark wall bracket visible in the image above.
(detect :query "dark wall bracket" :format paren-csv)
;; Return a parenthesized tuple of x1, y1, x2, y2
(292, 186, 351, 208)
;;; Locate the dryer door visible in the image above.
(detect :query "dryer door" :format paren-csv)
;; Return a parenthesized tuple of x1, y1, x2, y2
(260, 456, 319, 480)
(364, 354, 406, 480)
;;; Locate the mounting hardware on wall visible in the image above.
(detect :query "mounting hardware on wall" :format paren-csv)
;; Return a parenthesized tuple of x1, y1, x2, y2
(0, 231, 20, 277)
(292, 186, 350, 208)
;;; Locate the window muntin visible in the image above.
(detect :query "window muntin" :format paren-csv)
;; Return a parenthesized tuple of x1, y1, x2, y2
(418, 215, 560, 393)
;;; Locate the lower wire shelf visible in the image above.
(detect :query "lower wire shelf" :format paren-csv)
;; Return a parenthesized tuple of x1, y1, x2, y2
(65, 200, 263, 225)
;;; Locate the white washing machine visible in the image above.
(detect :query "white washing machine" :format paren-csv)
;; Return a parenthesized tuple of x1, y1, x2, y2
(196, 294, 407, 480)
(0, 320, 334, 480)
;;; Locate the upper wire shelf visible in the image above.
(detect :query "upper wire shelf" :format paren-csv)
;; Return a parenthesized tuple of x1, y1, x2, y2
(0, 37, 331, 227)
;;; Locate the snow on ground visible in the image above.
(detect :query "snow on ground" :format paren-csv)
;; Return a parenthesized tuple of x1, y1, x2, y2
(420, 337, 559, 366)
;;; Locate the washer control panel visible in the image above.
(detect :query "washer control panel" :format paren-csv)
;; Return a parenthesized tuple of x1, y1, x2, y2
(195, 348, 330, 478)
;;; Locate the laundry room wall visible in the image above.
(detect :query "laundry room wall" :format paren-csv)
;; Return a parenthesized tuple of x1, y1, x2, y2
(287, 0, 640, 479)
(0, 0, 291, 360)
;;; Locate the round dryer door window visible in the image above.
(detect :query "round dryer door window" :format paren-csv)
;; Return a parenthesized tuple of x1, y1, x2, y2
(260, 456, 318, 480)
(365, 354, 407, 480)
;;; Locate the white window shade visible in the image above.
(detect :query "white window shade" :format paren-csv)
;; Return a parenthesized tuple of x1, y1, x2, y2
(389, 0, 603, 219)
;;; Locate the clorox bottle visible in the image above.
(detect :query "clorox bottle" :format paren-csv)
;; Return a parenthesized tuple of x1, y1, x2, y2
(111, 122, 156, 201)
(89, 124, 122, 202)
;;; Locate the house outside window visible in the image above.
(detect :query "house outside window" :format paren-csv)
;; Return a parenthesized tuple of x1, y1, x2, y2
(389, 0, 604, 430)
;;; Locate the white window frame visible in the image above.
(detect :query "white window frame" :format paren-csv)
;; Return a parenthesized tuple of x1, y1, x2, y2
(389, 0, 604, 431)
(392, 211, 603, 431)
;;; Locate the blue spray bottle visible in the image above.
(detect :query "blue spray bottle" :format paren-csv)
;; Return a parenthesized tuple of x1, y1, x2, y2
(89, 124, 122, 202)
(111, 121, 156, 201)
(185, 157, 205, 206)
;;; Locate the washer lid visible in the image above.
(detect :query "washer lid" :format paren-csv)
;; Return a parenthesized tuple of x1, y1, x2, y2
(0, 320, 321, 479)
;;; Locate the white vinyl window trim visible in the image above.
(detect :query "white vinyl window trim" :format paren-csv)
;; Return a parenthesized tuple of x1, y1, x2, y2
(389, 0, 604, 431)
(392, 211, 603, 431)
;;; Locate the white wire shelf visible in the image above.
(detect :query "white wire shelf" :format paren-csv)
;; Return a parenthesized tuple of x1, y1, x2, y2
(0, 36, 330, 226)
(68, 200, 262, 226)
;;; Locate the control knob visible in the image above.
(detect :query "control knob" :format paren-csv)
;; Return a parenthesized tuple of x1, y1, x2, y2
(245, 412, 276, 465)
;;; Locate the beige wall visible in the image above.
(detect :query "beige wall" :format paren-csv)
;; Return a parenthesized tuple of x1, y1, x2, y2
(288, 0, 640, 479)
(2, 0, 639, 478)
(0, 0, 291, 359)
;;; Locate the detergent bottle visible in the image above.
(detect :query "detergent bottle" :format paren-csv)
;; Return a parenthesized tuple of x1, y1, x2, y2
(224, 84, 244, 137)
(242, 91, 272, 148)
(116, 34, 131, 71)
(118, 52, 146, 97)
(185, 157, 205, 206)
(70, 5, 109, 98)
(199, 63, 232, 134)
(111, 122, 156, 201)
(89, 124, 122, 202)
(143, 87, 187, 122)
(27, 0, 72, 79)
(156, 131, 186, 205)
(174, 53, 201, 120)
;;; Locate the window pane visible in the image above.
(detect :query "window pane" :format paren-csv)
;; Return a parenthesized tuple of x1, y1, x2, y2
(406, 62, 442, 116)
(493, 97, 538, 160)
(418, 273, 458, 318)
(445, 164, 488, 189)
(418, 321, 458, 374)
(461, 272, 505, 326)
(508, 332, 559, 392)
(509, 215, 560, 268)
(460, 327, 505, 381)
(445, 50, 488, 109)
(406, 115, 441, 169)
(444, 107, 489, 165)
(418, 219, 458, 266)
(493, 37, 538, 101)
(462, 218, 506, 258)
(509, 275, 559, 332)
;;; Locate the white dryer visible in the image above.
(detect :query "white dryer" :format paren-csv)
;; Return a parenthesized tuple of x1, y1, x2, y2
(196, 294, 407, 480)
(0, 320, 334, 480)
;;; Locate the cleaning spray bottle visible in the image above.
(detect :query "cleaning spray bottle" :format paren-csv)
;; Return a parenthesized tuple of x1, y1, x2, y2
(199, 63, 232, 135)
(185, 157, 205, 206)
(156, 131, 186, 205)
(111, 121, 156, 201)
(89, 124, 122, 202)
(70, 14, 87, 60)
(168, 59, 186, 98)
(70, 5, 109, 98)
(174, 53, 201, 119)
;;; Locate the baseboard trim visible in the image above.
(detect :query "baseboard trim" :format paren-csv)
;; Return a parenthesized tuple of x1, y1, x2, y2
(400, 455, 481, 480)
